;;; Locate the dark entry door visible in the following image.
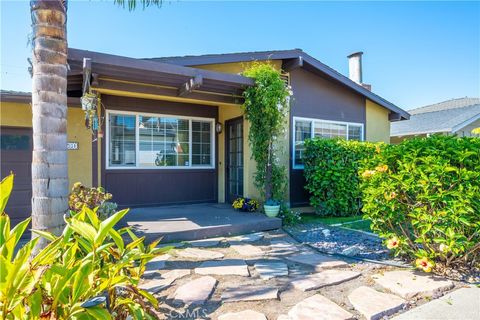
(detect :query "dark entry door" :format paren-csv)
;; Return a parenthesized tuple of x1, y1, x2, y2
(225, 117, 243, 203)
(1, 127, 33, 227)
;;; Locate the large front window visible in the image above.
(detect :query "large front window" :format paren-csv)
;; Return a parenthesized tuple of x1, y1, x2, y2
(107, 111, 214, 169)
(293, 117, 364, 168)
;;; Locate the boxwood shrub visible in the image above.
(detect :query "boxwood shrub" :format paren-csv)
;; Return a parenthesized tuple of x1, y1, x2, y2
(303, 138, 381, 216)
(360, 135, 480, 271)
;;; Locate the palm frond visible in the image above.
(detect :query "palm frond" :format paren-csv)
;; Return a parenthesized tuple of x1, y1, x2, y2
(114, 0, 163, 11)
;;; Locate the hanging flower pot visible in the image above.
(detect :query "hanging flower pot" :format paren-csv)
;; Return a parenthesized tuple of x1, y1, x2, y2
(81, 92, 97, 111)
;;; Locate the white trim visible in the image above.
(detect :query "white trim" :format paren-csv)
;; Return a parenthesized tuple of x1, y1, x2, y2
(292, 116, 365, 169)
(106, 109, 215, 170)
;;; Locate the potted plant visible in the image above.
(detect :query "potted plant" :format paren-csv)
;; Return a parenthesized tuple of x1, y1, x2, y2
(242, 63, 291, 219)
(264, 199, 281, 217)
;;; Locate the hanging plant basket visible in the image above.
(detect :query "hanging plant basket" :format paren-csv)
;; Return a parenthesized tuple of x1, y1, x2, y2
(81, 92, 97, 111)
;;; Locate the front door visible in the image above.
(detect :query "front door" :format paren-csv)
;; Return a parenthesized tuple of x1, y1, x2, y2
(225, 117, 243, 203)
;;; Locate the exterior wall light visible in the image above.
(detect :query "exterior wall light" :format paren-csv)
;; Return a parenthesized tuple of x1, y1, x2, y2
(215, 122, 223, 134)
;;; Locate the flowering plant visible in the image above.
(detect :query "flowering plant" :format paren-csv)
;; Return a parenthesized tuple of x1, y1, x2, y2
(232, 197, 259, 212)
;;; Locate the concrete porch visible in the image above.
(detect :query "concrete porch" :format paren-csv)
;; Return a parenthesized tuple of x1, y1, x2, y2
(122, 203, 282, 243)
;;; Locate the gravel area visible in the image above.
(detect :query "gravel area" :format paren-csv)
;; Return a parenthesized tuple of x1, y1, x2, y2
(284, 222, 391, 261)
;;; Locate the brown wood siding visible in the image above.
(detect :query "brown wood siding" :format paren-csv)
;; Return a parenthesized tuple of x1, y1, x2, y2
(288, 68, 366, 207)
(101, 95, 218, 207)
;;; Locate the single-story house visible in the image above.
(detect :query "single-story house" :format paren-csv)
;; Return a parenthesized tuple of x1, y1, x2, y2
(391, 97, 480, 143)
(1, 49, 409, 224)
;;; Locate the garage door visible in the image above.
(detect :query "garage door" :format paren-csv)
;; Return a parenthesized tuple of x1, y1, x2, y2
(1, 127, 32, 227)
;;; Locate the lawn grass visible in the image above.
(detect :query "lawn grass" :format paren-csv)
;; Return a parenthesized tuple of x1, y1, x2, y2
(300, 212, 372, 232)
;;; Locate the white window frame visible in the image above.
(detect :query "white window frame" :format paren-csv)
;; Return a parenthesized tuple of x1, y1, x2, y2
(106, 110, 216, 170)
(292, 116, 364, 169)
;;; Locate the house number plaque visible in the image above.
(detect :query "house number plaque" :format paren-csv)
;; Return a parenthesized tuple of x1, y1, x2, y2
(67, 142, 79, 150)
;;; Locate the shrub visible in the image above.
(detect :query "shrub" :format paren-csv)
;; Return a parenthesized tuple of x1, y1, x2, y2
(0, 174, 169, 319)
(69, 182, 118, 219)
(303, 138, 381, 216)
(360, 135, 480, 271)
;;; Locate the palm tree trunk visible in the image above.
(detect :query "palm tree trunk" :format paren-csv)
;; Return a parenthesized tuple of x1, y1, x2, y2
(30, 0, 68, 250)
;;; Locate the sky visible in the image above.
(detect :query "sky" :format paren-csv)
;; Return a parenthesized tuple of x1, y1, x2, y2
(1, 0, 479, 110)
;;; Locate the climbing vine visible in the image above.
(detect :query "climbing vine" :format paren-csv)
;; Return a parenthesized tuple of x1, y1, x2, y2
(243, 62, 291, 202)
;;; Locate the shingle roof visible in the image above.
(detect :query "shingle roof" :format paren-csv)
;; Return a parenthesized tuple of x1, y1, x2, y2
(146, 49, 410, 121)
(409, 97, 480, 115)
(391, 98, 480, 136)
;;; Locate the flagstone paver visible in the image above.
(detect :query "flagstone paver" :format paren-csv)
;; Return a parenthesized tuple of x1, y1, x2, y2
(254, 261, 288, 280)
(290, 269, 361, 291)
(267, 240, 300, 256)
(189, 237, 224, 247)
(144, 254, 171, 275)
(287, 294, 354, 320)
(230, 244, 264, 257)
(392, 286, 480, 320)
(175, 247, 224, 260)
(228, 232, 265, 243)
(195, 259, 250, 276)
(173, 276, 217, 306)
(157, 242, 186, 249)
(285, 252, 348, 270)
(373, 270, 455, 299)
(221, 284, 279, 302)
(348, 286, 406, 320)
(139, 269, 190, 294)
(218, 310, 267, 320)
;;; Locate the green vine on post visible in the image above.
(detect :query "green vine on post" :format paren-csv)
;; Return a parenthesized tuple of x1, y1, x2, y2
(243, 62, 291, 202)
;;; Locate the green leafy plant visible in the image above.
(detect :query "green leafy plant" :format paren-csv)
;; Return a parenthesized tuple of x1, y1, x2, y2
(242, 62, 291, 203)
(279, 206, 302, 225)
(303, 138, 381, 216)
(0, 174, 168, 319)
(69, 182, 118, 219)
(360, 135, 480, 272)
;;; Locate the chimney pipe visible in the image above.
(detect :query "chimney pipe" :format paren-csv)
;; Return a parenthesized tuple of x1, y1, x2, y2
(347, 51, 363, 84)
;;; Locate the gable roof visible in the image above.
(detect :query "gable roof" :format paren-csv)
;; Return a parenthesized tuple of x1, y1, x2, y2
(391, 98, 480, 137)
(147, 49, 410, 121)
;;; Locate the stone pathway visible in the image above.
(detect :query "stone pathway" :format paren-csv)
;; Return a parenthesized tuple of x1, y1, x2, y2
(173, 275, 217, 306)
(221, 284, 278, 302)
(142, 231, 464, 319)
(290, 269, 360, 291)
(195, 259, 250, 276)
(286, 294, 354, 320)
(349, 286, 405, 320)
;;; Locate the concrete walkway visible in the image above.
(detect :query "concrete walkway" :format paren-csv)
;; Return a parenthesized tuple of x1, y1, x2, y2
(123, 203, 282, 242)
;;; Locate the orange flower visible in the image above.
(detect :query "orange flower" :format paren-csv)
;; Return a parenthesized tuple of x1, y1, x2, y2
(361, 170, 376, 178)
(415, 257, 435, 273)
(386, 237, 400, 249)
(375, 164, 388, 172)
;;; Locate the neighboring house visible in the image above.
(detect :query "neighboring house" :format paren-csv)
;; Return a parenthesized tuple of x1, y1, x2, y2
(391, 97, 480, 143)
(1, 48, 409, 223)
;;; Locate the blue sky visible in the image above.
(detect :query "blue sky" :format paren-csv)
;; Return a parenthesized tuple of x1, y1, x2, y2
(1, 1, 479, 110)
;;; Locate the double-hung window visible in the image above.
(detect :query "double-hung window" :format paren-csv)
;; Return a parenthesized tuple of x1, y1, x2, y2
(107, 111, 214, 169)
(293, 117, 364, 168)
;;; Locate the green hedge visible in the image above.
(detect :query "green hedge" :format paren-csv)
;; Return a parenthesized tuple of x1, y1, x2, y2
(360, 135, 480, 270)
(303, 138, 381, 216)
